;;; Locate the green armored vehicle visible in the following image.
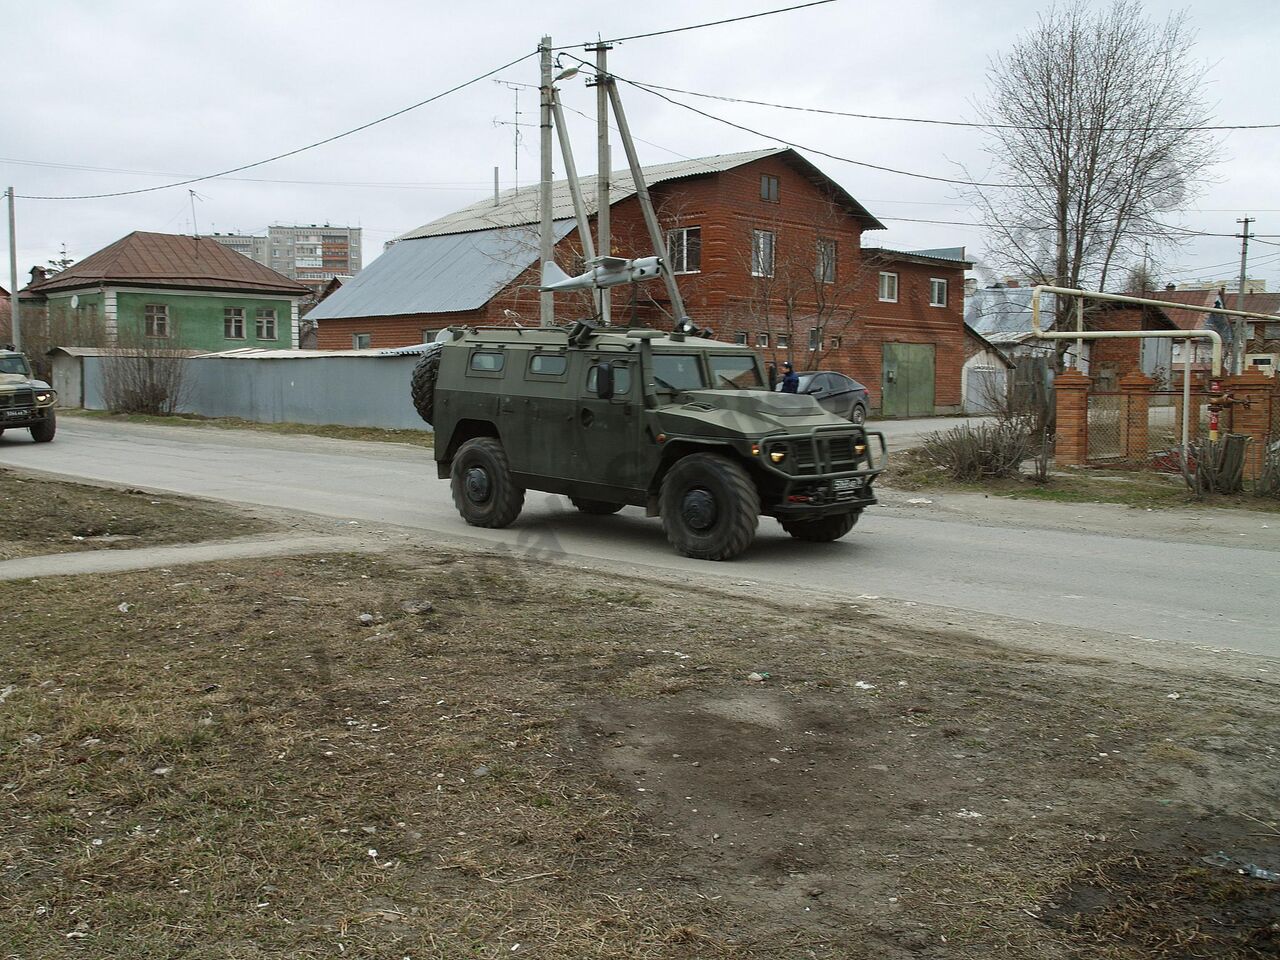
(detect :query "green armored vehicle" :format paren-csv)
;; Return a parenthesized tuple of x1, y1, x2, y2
(0, 348, 57, 443)
(410, 323, 885, 561)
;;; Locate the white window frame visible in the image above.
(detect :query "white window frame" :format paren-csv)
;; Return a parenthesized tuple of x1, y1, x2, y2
(830, 335, 842, 349)
(255, 308, 278, 340)
(929, 278, 948, 308)
(777, 333, 790, 349)
(224, 306, 245, 340)
(756, 332, 770, 348)
(878, 271, 899, 303)
(816, 238, 837, 283)
(808, 328, 820, 351)
(144, 303, 169, 339)
(352, 333, 371, 349)
(751, 229, 775, 278)
(666, 226, 702, 274)
(734, 331, 748, 345)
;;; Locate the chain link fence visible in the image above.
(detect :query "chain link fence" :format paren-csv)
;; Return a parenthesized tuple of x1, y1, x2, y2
(1087, 392, 1122, 461)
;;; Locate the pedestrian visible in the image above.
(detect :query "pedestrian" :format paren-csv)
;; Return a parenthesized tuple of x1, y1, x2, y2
(780, 361, 800, 394)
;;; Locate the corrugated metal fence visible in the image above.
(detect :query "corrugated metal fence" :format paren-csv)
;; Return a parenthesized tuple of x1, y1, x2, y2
(76, 353, 431, 431)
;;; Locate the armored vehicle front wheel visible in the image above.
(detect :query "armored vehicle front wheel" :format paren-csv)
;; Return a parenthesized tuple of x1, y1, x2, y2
(659, 452, 760, 561)
(450, 437, 525, 528)
(569, 497, 624, 515)
(30, 412, 56, 443)
(779, 510, 860, 542)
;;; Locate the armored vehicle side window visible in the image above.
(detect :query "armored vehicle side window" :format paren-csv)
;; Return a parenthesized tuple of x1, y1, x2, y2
(0, 355, 30, 375)
(652, 354, 706, 392)
(708, 355, 763, 389)
(586, 362, 631, 395)
(470, 351, 505, 373)
(529, 354, 567, 376)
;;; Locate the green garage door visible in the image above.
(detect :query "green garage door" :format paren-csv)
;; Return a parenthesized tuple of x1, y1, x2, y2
(881, 343, 936, 418)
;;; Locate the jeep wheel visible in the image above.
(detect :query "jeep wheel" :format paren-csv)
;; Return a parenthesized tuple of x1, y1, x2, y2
(450, 437, 524, 528)
(780, 509, 860, 542)
(659, 453, 759, 561)
(410, 345, 442, 426)
(569, 497, 624, 515)
(30, 412, 56, 443)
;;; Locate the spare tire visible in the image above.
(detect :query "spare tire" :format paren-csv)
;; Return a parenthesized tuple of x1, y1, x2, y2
(410, 344, 442, 425)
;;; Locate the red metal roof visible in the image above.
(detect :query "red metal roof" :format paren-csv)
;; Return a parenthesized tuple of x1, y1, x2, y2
(1153, 288, 1280, 330)
(24, 231, 309, 296)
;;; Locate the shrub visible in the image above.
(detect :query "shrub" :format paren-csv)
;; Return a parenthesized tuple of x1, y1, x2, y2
(919, 421, 1030, 482)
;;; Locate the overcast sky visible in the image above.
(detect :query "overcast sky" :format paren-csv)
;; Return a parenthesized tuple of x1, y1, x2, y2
(3, 0, 1277, 292)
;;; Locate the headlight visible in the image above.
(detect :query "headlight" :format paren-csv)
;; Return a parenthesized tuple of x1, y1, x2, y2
(35, 392, 51, 402)
(769, 448, 786, 464)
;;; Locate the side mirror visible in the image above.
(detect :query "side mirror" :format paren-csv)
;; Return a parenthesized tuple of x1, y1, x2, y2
(595, 362, 614, 400)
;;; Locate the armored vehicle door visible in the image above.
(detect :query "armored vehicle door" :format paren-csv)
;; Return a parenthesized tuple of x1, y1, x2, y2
(571, 353, 642, 495)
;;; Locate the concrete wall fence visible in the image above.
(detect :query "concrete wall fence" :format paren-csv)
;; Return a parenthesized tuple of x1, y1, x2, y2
(68, 353, 431, 431)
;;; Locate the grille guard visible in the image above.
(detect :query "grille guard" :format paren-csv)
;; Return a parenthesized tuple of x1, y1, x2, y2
(758, 425, 888, 479)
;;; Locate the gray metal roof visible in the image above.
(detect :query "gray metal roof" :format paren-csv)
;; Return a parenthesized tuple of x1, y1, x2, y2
(307, 221, 575, 321)
(398, 147, 884, 239)
(965, 287, 1059, 335)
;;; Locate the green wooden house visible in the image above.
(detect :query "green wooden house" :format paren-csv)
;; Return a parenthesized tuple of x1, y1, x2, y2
(20, 231, 310, 352)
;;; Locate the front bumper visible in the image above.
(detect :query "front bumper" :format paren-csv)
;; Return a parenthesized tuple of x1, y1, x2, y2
(0, 391, 56, 429)
(758, 427, 887, 518)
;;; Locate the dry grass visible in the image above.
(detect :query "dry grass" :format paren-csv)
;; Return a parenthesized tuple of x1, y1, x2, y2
(63, 409, 434, 449)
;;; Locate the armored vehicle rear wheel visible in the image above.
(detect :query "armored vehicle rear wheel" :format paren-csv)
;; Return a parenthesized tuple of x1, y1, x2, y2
(410, 346, 442, 426)
(450, 437, 524, 528)
(659, 452, 759, 561)
(780, 509, 859, 542)
(30, 412, 56, 443)
(569, 497, 624, 515)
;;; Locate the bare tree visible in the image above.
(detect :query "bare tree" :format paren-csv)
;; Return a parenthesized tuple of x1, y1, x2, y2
(969, 0, 1218, 344)
(100, 328, 192, 416)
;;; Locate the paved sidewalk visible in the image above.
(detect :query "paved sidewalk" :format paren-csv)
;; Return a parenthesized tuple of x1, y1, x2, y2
(0, 534, 370, 582)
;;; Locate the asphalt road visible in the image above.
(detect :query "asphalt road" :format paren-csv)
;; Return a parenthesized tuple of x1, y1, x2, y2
(4, 418, 1278, 658)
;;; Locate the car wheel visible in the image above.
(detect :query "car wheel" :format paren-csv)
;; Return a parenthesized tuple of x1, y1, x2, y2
(30, 411, 56, 443)
(659, 452, 759, 560)
(780, 509, 860, 542)
(410, 344, 442, 426)
(569, 497, 624, 515)
(850, 404, 866, 425)
(450, 437, 524, 528)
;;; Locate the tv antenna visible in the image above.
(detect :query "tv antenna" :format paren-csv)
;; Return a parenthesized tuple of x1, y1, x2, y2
(492, 80, 531, 191)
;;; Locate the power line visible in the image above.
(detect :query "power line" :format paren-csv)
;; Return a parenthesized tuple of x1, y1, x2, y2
(611, 79, 1280, 132)
(555, 1, 837, 48)
(15, 50, 537, 201)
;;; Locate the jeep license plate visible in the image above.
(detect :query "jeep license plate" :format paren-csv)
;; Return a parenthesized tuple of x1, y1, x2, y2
(832, 478, 861, 499)
(3, 409, 28, 420)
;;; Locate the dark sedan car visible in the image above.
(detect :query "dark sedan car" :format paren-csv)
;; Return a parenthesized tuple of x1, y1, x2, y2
(776, 370, 869, 424)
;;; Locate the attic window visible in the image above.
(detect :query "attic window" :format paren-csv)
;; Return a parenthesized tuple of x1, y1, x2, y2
(760, 174, 780, 203)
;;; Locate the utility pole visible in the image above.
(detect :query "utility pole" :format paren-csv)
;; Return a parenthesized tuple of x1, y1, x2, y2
(550, 87, 595, 264)
(1235, 217, 1253, 375)
(6, 187, 19, 351)
(586, 39, 612, 326)
(538, 36, 554, 327)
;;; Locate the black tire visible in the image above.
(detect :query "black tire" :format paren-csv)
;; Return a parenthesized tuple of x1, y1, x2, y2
(569, 497, 624, 515)
(850, 404, 867, 425)
(450, 437, 524, 528)
(659, 452, 759, 561)
(780, 510, 860, 543)
(410, 345, 442, 426)
(30, 411, 56, 443)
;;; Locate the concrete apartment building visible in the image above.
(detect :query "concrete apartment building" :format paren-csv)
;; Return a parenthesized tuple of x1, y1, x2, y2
(211, 225, 363, 297)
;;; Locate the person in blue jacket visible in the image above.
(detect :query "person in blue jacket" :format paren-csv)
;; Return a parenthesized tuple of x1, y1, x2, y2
(780, 361, 800, 393)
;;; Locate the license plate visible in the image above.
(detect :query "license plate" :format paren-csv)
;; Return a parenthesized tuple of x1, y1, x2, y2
(833, 478, 861, 498)
(3, 409, 29, 420)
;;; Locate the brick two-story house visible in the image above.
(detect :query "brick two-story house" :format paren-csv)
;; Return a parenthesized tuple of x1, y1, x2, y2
(310, 148, 971, 416)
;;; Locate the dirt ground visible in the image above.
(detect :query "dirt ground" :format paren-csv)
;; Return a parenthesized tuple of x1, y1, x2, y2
(0, 469, 274, 561)
(2, 546, 1276, 959)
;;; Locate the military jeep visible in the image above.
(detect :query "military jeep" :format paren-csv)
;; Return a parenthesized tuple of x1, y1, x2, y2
(0, 348, 57, 443)
(410, 324, 885, 561)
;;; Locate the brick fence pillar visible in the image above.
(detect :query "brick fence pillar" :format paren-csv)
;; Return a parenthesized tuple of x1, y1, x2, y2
(1054, 369, 1090, 466)
(1223, 369, 1274, 479)
(1119, 370, 1155, 462)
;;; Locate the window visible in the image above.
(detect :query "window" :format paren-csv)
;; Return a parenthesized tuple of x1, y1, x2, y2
(830, 335, 842, 350)
(752, 229, 775, 277)
(777, 334, 790, 349)
(651, 354, 707, 392)
(808, 328, 821, 351)
(529, 353, 567, 376)
(1263, 322, 1280, 340)
(470, 351, 505, 372)
(144, 304, 169, 338)
(586, 362, 632, 395)
(422, 328, 444, 343)
(255, 308, 278, 340)
(666, 226, 702, 274)
(930, 278, 948, 307)
(878, 272, 899, 303)
(734, 331, 748, 345)
(708, 355, 763, 389)
(756, 332, 770, 348)
(224, 307, 245, 339)
(817, 238, 837, 283)
(352, 332, 371, 349)
(760, 174, 780, 202)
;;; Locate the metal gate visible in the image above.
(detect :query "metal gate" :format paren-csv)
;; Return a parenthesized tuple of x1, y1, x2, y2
(881, 343, 935, 418)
